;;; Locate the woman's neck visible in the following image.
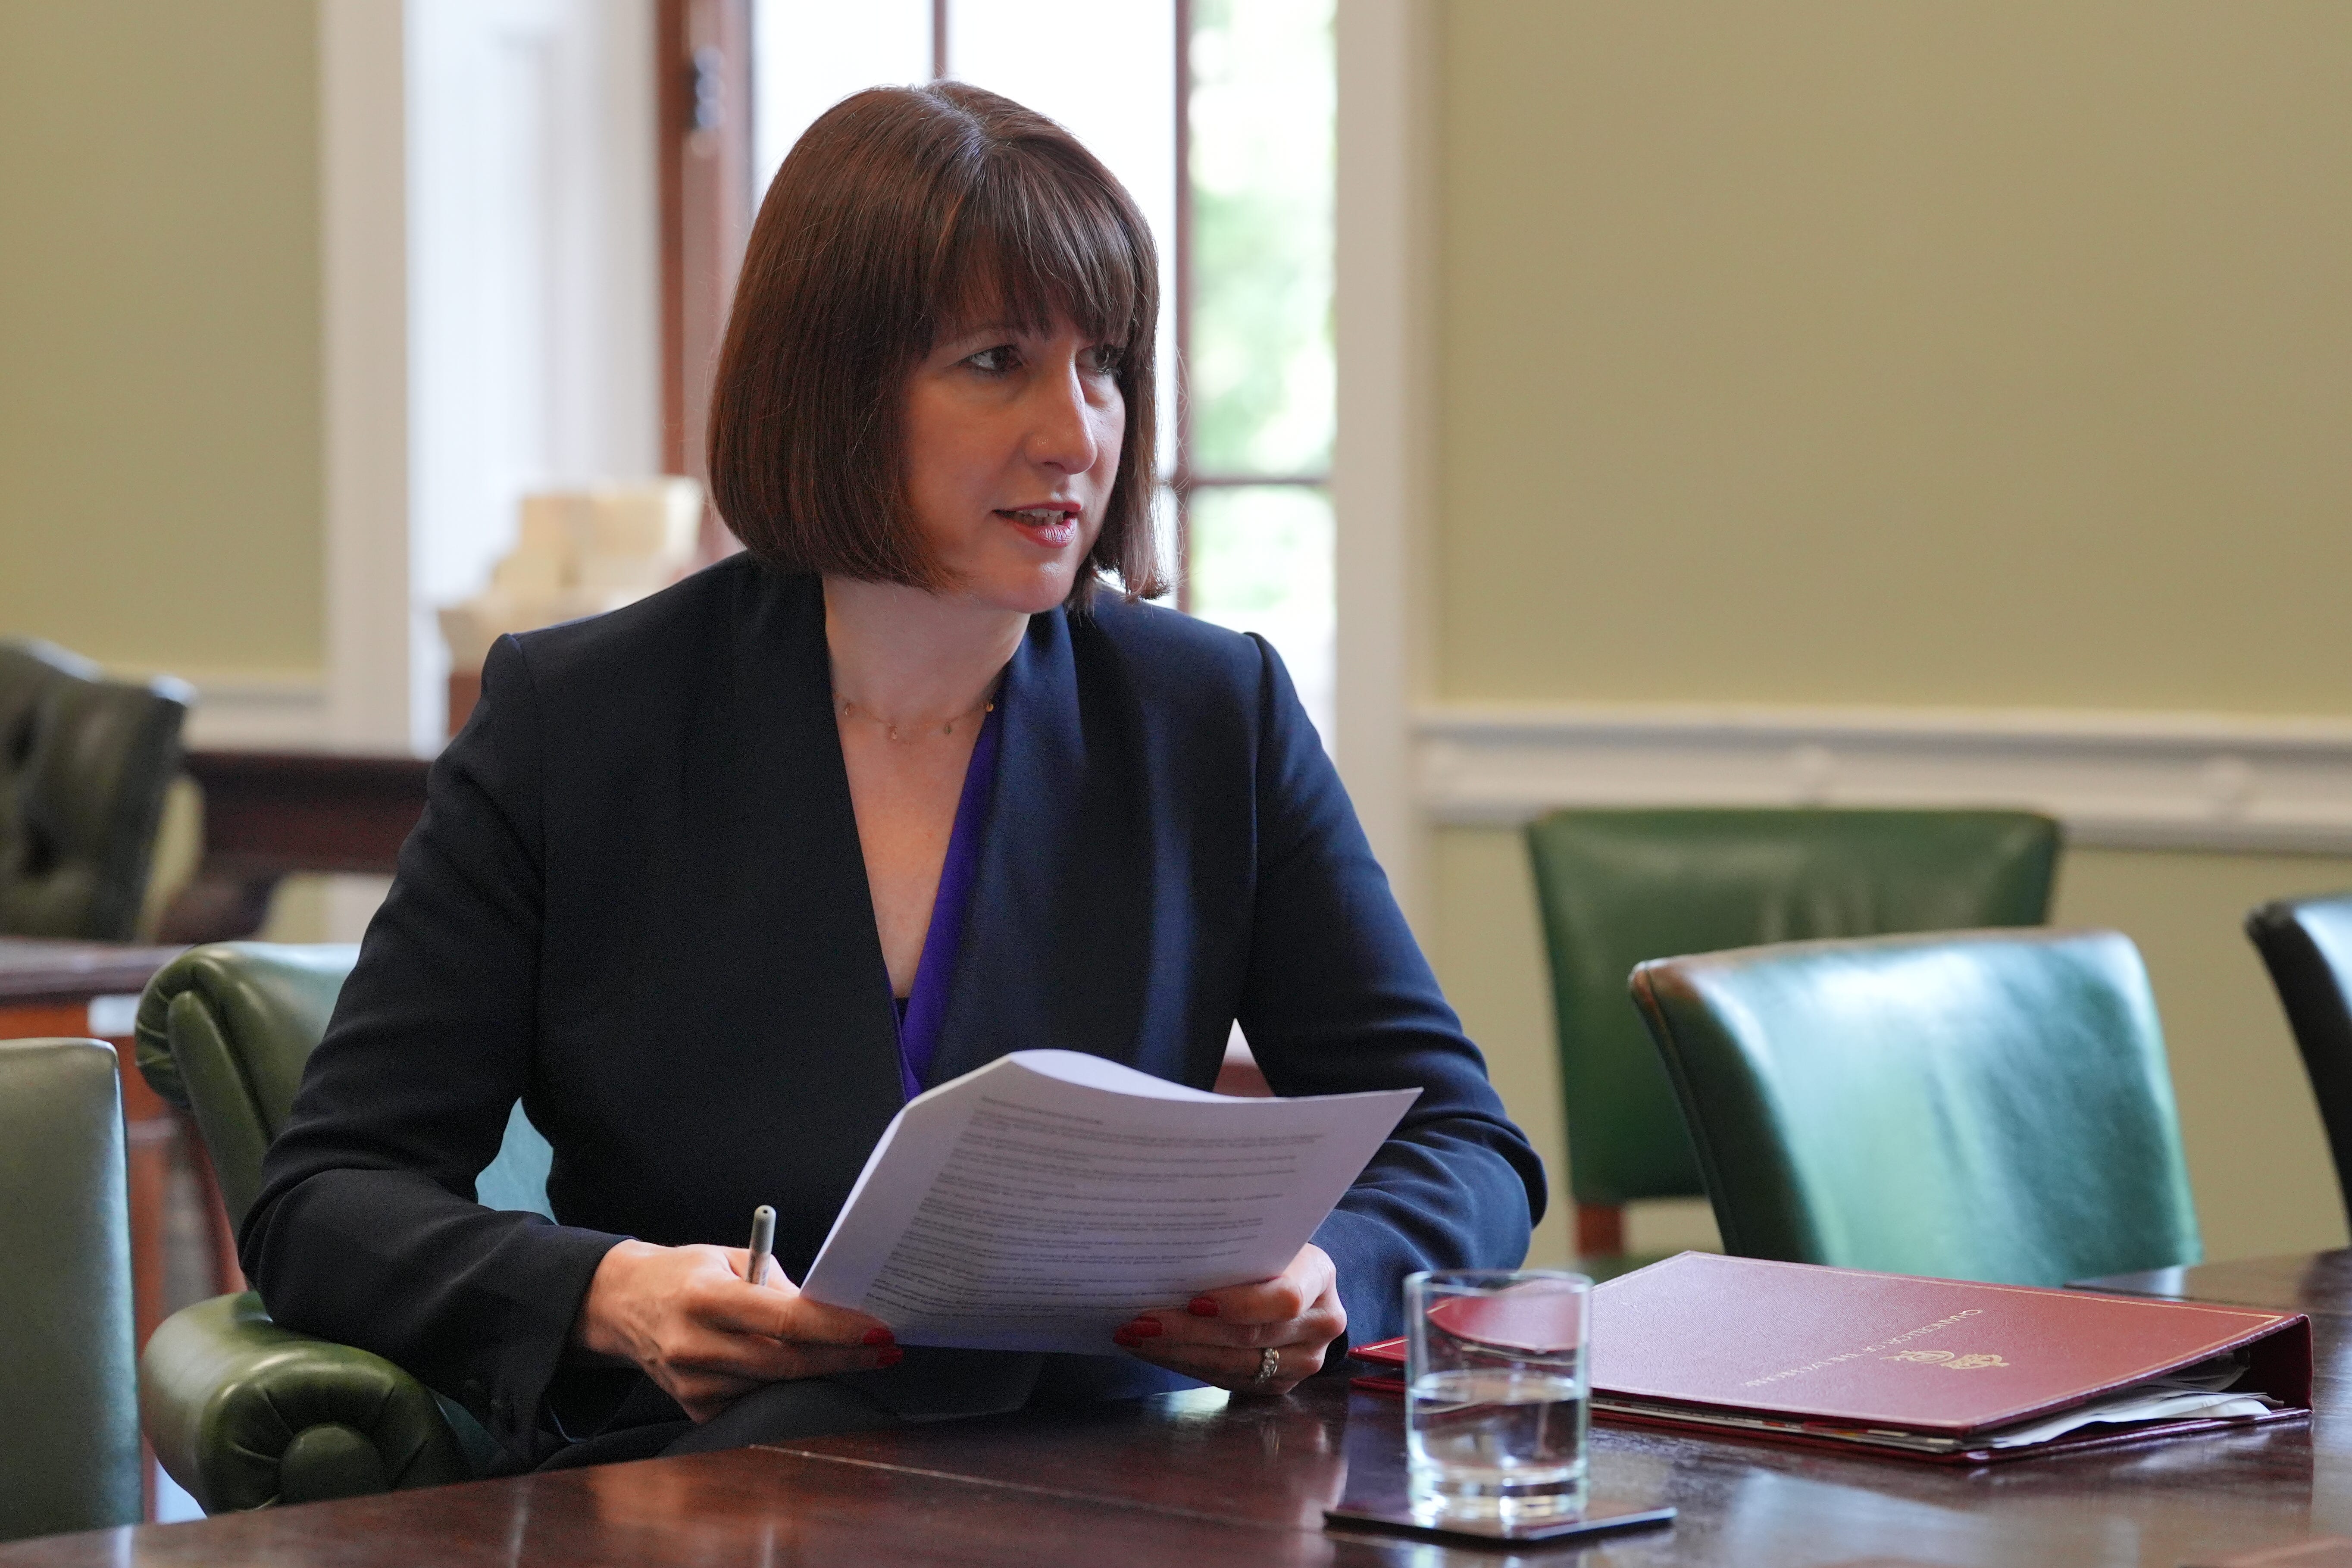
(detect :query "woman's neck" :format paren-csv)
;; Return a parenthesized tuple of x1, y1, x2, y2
(822, 576, 1027, 722)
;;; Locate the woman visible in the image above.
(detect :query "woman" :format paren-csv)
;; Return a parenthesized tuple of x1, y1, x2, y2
(244, 83, 1543, 1471)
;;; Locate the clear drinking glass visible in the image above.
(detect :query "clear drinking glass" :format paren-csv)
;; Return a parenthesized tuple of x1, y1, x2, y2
(1404, 1269, 1592, 1524)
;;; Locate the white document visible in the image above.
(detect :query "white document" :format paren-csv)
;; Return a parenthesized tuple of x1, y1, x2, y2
(1975, 1385, 2281, 1451)
(798, 1050, 1419, 1353)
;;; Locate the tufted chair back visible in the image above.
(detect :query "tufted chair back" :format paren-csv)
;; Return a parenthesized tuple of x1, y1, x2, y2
(0, 639, 191, 940)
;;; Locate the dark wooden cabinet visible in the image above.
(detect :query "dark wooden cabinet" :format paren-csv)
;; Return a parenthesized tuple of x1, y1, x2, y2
(156, 751, 429, 943)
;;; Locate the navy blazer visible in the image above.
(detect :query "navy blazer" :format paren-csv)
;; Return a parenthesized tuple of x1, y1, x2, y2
(244, 558, 1544, 1467)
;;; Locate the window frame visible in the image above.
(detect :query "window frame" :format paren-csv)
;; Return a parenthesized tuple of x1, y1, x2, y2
(667, 0, 1334, 603)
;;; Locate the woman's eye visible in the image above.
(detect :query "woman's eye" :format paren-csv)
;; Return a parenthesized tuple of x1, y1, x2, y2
(966, 345, 1018, 373)
(1085, 346, 1123, 376)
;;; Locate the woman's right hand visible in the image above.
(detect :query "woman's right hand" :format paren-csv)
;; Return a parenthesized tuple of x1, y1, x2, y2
(571, 1239, 901, 1422)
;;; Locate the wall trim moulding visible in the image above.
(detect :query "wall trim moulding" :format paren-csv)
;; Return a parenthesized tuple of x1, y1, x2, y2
(1417, 702, 2352, 854)
(173, 673, 331, 750)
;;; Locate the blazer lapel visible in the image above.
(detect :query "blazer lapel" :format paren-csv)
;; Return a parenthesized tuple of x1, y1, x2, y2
(926, 607, 1154, 1085)
(684, 570, 906, 1224)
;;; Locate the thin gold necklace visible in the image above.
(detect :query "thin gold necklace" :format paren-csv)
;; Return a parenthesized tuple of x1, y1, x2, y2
(835, 684, 998, 744)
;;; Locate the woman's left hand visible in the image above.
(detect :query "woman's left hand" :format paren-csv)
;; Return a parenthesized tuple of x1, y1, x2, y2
(1110, 1243, 1346, 1397)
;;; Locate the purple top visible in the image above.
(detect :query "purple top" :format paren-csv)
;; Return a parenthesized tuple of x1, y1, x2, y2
(895, 701, 1003, 1100)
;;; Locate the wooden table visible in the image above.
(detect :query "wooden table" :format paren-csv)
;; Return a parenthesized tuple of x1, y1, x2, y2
(0, 938, 218, 1352)
(7, 1252, 2346, 1565)
(2080, 1249, 2352, 1319)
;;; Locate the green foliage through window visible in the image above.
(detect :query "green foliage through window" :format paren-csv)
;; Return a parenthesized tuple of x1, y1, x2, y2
(1186, 0, 1334, 478)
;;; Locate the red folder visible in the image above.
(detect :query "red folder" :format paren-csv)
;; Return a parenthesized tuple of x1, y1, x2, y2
(1351, 1253, 2311, 1465)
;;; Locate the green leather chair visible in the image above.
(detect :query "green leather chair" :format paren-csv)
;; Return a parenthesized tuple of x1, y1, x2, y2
(0, 1038, 141, 1541)
(0, 638, 190, 940)
(2246, 892, 2352, 1226)
(134, 943, 553, 1511)
(1628, 926, 2202, 1287)
(1523, 808, 2059, 1265)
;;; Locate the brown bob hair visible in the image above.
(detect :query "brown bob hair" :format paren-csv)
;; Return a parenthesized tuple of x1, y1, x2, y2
(708, 83, 1164, 605)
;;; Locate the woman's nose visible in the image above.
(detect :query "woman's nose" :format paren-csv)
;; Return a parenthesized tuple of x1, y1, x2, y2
(1023, 359, 1102, 475)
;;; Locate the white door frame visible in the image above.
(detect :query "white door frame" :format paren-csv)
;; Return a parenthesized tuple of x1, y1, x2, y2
(321, 0, 414, 754)
(1333, 0, 1435, 928)
(321, 0, 660, 759)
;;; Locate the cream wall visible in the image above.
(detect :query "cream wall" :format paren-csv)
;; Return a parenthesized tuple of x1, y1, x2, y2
(1436, 1, 2352, 711)
(1426, 3, 2352, 1266)
(0, 2, 323, 682)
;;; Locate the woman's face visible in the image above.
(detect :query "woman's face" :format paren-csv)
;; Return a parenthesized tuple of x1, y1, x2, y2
(902, 312, 1126, 613)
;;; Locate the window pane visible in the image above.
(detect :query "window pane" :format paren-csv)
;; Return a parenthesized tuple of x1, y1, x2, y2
(951, 0, 1180, 471)
(1189, 0, 1334, 477)
(1188, 486, 1334, 742)
(751, 1, 932, 198)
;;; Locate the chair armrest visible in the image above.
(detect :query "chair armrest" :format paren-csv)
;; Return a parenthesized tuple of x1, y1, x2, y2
(141, 1293, 475, 1512)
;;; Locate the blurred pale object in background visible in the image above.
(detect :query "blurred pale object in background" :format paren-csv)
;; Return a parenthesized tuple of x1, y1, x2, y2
(438, 479, 703, 674)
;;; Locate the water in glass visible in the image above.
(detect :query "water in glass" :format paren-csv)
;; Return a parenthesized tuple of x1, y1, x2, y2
(1405, 1270, 1591, 1522)
(1407, 1366, 1589, 1518)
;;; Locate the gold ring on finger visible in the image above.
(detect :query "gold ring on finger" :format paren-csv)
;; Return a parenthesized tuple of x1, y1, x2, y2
(1250, 1346, 1280, 1390)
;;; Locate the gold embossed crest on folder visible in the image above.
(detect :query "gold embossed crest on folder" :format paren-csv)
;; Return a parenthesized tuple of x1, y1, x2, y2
(1883, 1350, 2010, 1369)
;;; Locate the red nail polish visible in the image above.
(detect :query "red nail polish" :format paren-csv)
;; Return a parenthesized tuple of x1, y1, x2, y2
(863, 1327, 895, 1347)
(875, 1346, 903, 1368)
(1113, 1330, 1140, 1348)
(1187, 1296, 1220, 1318)
(1125, 1318, 1163, 1338)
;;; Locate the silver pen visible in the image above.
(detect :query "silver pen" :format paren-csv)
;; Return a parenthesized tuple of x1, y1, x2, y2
(744, 1204, 776, 1285)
